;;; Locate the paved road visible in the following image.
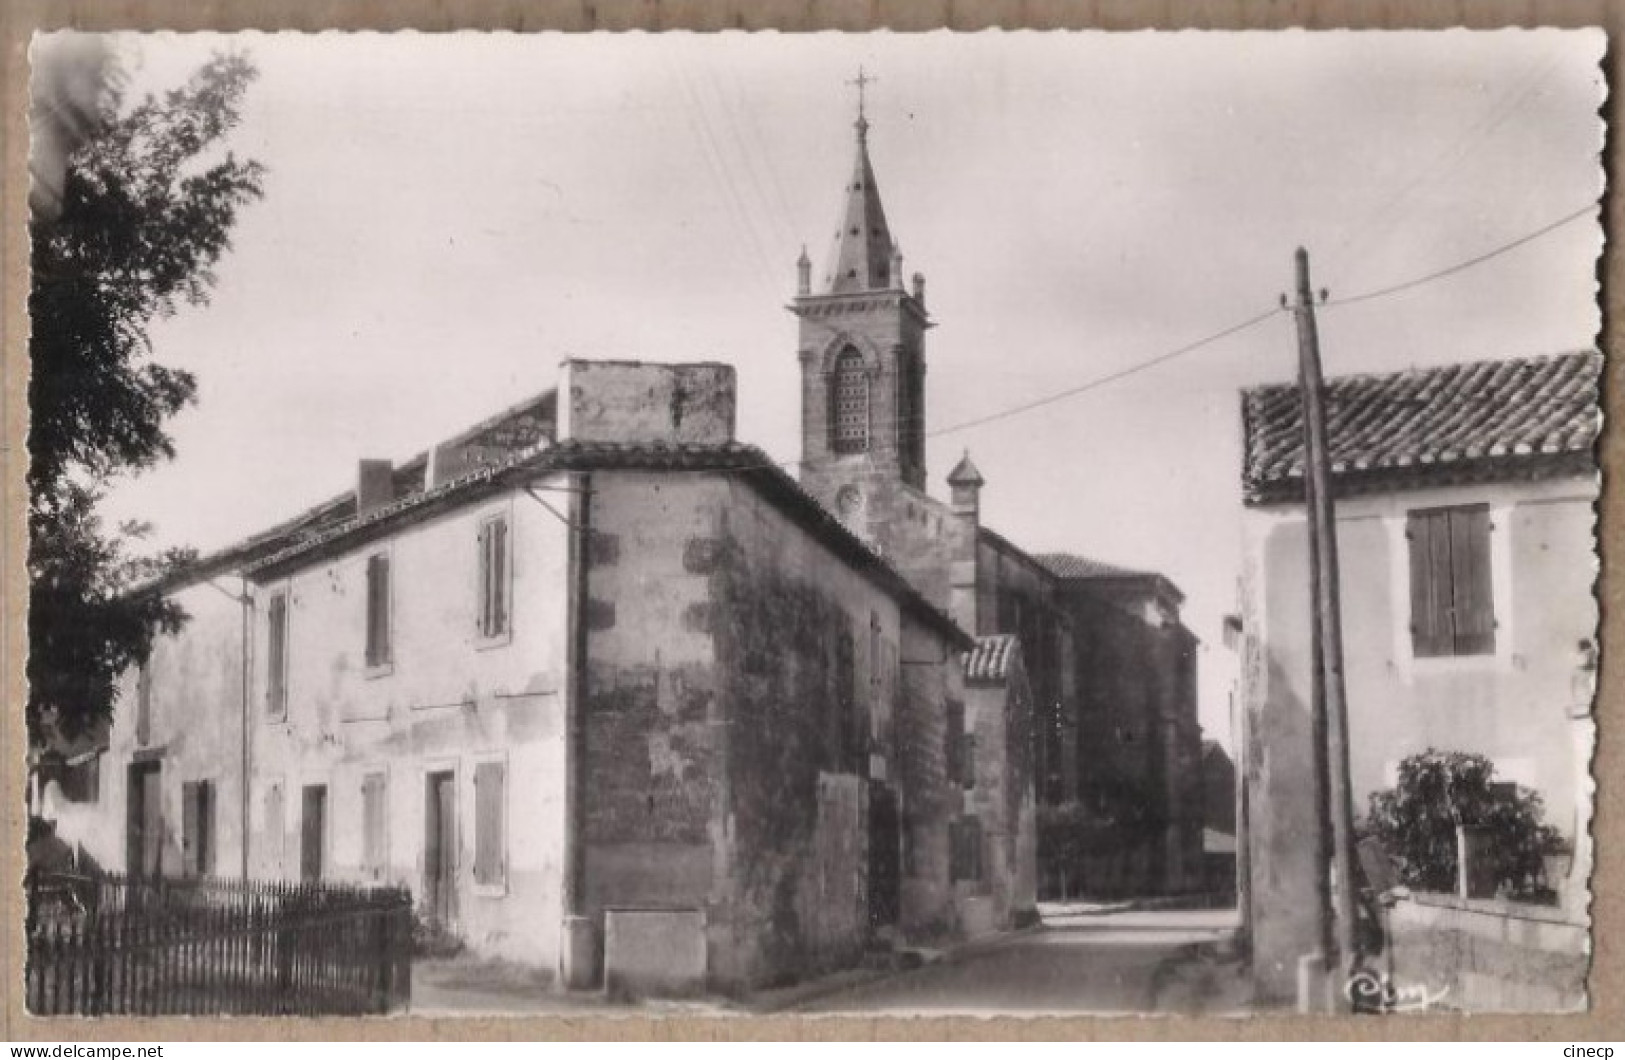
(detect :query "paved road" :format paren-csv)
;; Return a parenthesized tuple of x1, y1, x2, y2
(792, 908, 1250, 1016)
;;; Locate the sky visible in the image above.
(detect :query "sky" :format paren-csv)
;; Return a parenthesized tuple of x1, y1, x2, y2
(68, 30, 1605, 751)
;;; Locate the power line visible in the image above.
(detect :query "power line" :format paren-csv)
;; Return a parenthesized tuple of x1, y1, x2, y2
(926, 305, 1286, 440)
(1323, 202, 1597, 309)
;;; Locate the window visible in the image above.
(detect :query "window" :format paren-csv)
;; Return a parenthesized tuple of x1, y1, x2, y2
(950, 816, 984, 883)
(1407, 504, 1495, 658)
(830, 348, 870, 454)
(835, 628, 865, 773)
(365, 553, 392, 668)
(361, 771, 388, 881)
(945, 700, 966, 785)
(300, 784, 327, 882)
(181, 779, 215, 878)
(473, 759, 507, 891)
(266, 591, 288, 719)
(135, 662, 153, 746)
(960, 732, 977, 790)
(477, 514, 511, 640)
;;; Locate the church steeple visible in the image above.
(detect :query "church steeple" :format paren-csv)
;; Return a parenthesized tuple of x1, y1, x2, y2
(792, 73, 932, 509)
(823, 69, 897, 294)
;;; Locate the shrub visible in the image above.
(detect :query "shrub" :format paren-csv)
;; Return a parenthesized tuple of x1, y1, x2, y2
(1364, 749, 1564, 900)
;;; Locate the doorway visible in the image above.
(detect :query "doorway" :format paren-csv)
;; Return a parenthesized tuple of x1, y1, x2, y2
(868, 782, 901, 930)
(126, 761, 163, 878)
(424, 770, 456, 928)
(300, 784, 327, 881)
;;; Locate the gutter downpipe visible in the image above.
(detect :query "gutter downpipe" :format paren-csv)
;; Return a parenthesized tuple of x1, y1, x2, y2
(559, 471, 595, 989)
(240, 575, 252, 880)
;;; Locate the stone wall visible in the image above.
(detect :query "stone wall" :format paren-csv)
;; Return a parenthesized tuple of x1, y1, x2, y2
(581, 471, 722, 932)
(1387, 893, 1587, 1012)
(709, 476, 908, 989)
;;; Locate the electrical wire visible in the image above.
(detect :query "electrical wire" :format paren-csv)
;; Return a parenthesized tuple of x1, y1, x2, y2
(1321, 202, 1597, 310)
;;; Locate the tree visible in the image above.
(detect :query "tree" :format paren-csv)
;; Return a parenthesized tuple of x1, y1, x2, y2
(1364, 749, 1563, 899)
(28, 48, 265, 742)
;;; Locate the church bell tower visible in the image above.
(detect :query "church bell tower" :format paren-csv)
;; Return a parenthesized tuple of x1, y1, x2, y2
(793, 72, 932, 538)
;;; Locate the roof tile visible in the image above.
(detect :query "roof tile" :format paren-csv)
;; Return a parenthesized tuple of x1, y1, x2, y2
(1241, 350, 1600, 504)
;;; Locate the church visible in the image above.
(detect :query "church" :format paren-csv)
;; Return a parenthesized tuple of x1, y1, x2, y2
(45, 93, 1205, 995)
(789, 99, 1207, 901)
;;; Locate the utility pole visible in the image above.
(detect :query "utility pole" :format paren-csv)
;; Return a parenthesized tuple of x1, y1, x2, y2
(1292, 246, 1360, 1009)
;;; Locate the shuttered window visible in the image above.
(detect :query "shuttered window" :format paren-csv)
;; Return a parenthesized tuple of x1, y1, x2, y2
(831, 349, 870, 454)
(834, 628, 865, 773)
(267, 592, 288, 718)
(477, 515, 510, 639)
(960, 733, 977, 790)
(473, 760, 506, 890)
(1407, 505, 1495, 657)
(945, 700, 966, 785)
(181, 780, 214, 878)
(361, 772, 387, 880)
(365, 554, 391, 667)
(135, 662, 152, 746)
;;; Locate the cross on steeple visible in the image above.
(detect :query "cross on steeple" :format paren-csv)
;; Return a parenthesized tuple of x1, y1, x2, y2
(847, 66, 877, 136)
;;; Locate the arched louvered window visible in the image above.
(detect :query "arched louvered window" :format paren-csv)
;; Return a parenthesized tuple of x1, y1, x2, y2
(831, 348, 870, 454)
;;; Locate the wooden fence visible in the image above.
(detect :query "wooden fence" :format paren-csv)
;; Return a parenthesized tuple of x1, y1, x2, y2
(26, 873, 413, 1016)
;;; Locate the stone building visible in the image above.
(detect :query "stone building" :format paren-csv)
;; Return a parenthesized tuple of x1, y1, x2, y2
(790, 107, 1205, 899)
(1236, 349, 1600, 1003)
(73, 359, 1043, 994)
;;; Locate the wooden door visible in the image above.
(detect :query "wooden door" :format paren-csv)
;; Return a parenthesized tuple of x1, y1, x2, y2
(424, 771, 456, 927)
(868, 782, 901, 929)
(126, 763, 163, 878)
(300, 784, 326, 881)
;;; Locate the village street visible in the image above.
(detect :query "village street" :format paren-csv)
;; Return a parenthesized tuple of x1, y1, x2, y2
(409, 908, 1251, 1018)
(789, 907, 1249, 1016)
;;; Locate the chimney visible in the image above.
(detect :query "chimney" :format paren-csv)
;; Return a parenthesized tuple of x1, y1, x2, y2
(557, 360, 737, 446)
(356, 459, 394, 516)
(946, 451, 985, 634)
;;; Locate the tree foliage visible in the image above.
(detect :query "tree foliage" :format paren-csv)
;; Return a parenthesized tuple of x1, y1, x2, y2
(28, 50, 265, 742)
(1038, 773, 1166, 894)
(1364, 749, 1563, 899)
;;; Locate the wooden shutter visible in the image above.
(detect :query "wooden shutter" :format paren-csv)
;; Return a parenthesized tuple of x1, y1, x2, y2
(182, 781, 200, 877)
(1407, 510, 1450, 657)
(267, 593, 288, 716)
(366, 555, 390, 666)
(474, 761, 505, 887)
(945, 701, 965, 785)
(361, 773, 385, 879)
(301, 785, 325, 882)
(491, 517, 508, 635)
(962, 734, 977, 790)
(478, 518, 508, 638)
(1449, 506, 1496, 655)
(199, 781, 214, 877)
(135, 664, 152, 746)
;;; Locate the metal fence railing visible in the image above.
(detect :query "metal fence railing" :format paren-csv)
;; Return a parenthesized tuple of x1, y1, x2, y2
(26, 873, 413, 1016)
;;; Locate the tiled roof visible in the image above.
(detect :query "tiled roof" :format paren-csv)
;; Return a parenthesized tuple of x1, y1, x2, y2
(1033, 552, 1145, 580)
(238, 438, 973, 649)
(1242, 350, 1601, 505)
(963, 633, 1019, 684)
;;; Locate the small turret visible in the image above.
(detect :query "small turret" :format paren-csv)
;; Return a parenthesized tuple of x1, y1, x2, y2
(948, 450, 985, 514)
(890, 244, 905, 289)
(911, 272, 926, 308)
(796, 245, 811, 297)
